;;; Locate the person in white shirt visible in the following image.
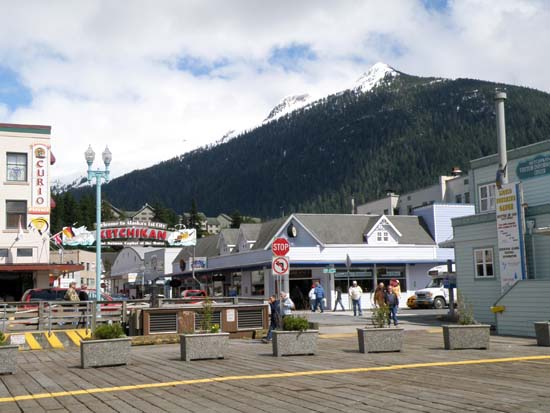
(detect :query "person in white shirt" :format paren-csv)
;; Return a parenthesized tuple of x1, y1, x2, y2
(308, 285, 316, 311)
(348, 281, 363, 316)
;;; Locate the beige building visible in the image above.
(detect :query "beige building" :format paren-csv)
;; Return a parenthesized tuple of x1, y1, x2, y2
(49, 249, 97, 288)
(0, 123, 81, 301)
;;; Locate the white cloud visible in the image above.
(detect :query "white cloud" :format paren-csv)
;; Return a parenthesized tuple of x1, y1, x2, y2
(1, 0, 549, 180)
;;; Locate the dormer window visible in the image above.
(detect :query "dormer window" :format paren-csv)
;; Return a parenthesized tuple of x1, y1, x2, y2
(377, 231, 389, 242)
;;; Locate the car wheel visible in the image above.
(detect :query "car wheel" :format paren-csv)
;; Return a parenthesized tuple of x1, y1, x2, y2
(433, 297, 446, 309)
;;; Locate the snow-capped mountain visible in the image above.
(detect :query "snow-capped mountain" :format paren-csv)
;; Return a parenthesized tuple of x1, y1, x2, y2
(353, 62, 399, 93)
(262, 93, 315, 123)
(51, 175, 90, 194)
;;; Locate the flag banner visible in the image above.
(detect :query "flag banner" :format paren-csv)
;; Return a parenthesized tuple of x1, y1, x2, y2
(62, 226, 96, 246)
(167, 228, 197, 246)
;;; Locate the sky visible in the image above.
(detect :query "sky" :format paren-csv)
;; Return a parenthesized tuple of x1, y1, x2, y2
(1, 0, 549, 182)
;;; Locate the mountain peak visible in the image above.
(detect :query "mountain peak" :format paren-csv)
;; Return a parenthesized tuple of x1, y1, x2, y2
(354, 62, 398, 93)
(263, 93, 314, 123)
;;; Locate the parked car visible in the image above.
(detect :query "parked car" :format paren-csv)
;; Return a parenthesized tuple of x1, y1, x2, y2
(180, 289, 209, 304)
(415, 276, 457, 309)
(21, 288, 113, 303)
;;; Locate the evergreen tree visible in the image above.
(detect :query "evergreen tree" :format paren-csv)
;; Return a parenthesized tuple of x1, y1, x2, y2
(189, 199, 204, 238)
(230, 210, 242, 229)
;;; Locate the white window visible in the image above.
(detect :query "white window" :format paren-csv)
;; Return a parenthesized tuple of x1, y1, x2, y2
(7, 153, 27, 181)
(376, 231, 389, 242)
(479, 183, 496, 212)
(474, 248, 494, 277)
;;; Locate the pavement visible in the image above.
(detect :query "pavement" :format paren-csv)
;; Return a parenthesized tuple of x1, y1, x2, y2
(1, 310, 549, 412)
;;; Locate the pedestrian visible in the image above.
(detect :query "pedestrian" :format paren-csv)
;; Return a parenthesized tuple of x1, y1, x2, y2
(78, 283, 89, 301)
(385, 285, 399, 326)
(374, 282, 386, 307)
(333, 286, 345, 311)
(308, 284, 316, 311)
(390, 279, 401, 298)
(313, 281, 325, 313)
(280, 291, 294, 318)
(64, 282, 80, 302)
(348, 281, 363, 316)
(262, 295, 280, 343)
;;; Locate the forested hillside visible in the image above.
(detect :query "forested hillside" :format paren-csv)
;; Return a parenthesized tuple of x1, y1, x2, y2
(71, 70, 550, 218)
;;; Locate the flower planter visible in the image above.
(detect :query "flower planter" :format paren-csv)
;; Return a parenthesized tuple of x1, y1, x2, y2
(0, 345, 18, 374)
(357, 327, 404, 353)
(80, 337, 132, 368)
(442, 325, 490, 350)
(179, 333, 230, 361)
(534, 322, 550, 346)
(272, 330, 318, 357)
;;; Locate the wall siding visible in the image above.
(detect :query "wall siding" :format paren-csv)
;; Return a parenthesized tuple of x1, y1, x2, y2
(494, 280, 550, 337)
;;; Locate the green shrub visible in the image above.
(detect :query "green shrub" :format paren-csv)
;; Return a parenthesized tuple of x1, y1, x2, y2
(457, 291, 476, 325)
(371, 304, 390, 328)
(91, 323, 126, 340)
(0, 331, 7, 346)
(210, 323, 220, 333)
(200, 297, 214, 333)
(283, 316, 309, 331)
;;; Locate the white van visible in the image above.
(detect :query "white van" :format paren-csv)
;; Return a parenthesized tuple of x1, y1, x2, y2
(414, 265, 457, 309)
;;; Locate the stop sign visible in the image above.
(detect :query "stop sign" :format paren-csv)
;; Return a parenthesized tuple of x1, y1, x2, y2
(272, 237, 290, 256)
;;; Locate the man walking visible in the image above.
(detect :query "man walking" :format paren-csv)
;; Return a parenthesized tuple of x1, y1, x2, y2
(385, 285, 399, 326)
(348, 281, 363, 316)
(333, 286, 345, 311)
(313, 281, 325, 313)
(262, 295, 279, 343)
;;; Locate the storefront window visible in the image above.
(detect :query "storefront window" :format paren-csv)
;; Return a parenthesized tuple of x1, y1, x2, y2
(376, 266, 407, 291)
(251, 271, 264, 296)
(335, 269, 374, 292)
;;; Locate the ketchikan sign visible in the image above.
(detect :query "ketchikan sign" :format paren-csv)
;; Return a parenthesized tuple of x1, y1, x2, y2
(495, 183, 527, 293)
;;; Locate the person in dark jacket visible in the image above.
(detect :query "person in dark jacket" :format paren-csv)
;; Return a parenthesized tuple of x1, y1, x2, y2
(263, 295, 280, 343)
(78, 284, 89, 301)
(313, 282, 325, 313)
(385, 285, 399, 326)
(333, 286, 345, 311)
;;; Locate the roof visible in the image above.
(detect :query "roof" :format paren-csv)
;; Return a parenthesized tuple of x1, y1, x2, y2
(240, 223, 262, 242)
(207, 217, 220, 225)
(0, 123, 51, 134)
(125, 246, 161, 259)
(252, 217, 288, 250)
(173, 235, 220, 263)
(385, 216, 435, 244)
(0, 263, 83, 272)
(220, 228, 239, 246)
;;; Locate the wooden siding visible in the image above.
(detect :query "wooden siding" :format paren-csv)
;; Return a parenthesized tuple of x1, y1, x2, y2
(494, 279, 550, 337)
(454, 220, 499, 325)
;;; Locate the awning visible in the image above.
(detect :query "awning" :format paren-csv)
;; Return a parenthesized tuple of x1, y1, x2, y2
(438, 239, 455, 248)
(0, 263, 84, 273)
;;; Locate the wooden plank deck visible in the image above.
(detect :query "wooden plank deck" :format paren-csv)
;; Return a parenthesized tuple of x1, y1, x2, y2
(1, 330, 549, 412)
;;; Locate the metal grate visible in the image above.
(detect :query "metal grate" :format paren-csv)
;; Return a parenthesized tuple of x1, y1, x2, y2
(237, 309, 264, 329)
(194, 311, 221, 331)
(149, 312, 178, 333)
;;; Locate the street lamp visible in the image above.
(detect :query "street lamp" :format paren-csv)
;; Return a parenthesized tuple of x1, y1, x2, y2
(85, 145, 111, 328)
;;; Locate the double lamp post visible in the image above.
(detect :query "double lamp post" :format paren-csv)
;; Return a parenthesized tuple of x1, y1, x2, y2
(84, 145, 112, 327)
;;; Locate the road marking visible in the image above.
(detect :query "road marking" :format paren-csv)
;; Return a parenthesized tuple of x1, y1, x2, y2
(44, 332, 64, 350)
(65, 331, 83, 346)
(1, 354, 550, 403)
(24, 333, 42, 350)
(76, 329, 91, 339)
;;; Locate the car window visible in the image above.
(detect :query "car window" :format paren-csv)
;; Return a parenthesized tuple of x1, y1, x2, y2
(55, 290, 67, 300)
(186, 291, 205, 297)
(30, 290, 56, 301)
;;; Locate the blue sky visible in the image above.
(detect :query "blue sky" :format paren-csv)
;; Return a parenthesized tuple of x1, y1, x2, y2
(0, 0, 548, 180)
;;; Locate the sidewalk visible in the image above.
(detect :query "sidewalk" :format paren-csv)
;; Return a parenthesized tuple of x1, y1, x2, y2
(1, 326, 548, 412)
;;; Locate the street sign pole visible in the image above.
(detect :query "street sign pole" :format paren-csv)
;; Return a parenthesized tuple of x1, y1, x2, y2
(272, 238, 290, 332)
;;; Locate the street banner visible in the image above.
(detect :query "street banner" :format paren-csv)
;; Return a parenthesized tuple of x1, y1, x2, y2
(496, 183, 527, 293)
(167, 228, 197, 246)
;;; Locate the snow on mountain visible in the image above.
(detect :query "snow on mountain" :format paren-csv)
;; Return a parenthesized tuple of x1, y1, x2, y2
(51, 174, 90, 194)
(262, 93, 315, 123)
(353, 62, 399, 93)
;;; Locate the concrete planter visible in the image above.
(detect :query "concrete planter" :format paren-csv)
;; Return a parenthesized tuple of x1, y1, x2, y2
(80, 337, 132, 368)
(443, 325, 490, 350)
(272, 330, 318, 357)
(0, 345, 18, 374)
(357, 327, 404, 353)
(179, 333, 229, 361)
(534, 322, 550, 346)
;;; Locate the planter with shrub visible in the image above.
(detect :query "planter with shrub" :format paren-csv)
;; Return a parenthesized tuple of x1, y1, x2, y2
(357, 304, 404, 353)
(533, 322, 550, 346)
(180, 297, 229, 361)
(272, 316, 318, 357)
(81, 323, 132, 368)
(0, 331, 18, 375)
(442, 294, 490, 350)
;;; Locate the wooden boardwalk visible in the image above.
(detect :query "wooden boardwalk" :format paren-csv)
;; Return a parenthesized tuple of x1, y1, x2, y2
(1, 330, 549, 412)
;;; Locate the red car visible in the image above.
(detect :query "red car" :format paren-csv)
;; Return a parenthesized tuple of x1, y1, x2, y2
(180, 289, 208, 304)
(21, 288, 113, 303)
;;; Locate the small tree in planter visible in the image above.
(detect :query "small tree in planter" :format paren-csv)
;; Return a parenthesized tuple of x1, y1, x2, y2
(180, 297, 229, 361)
(81, 323, 132, 368)
(442, 293, 490, 350)
(533, 321, 550, 346)
(0, 331, 18, 374)
(357, 304, 404, 353)
(272, 315, 318, 357)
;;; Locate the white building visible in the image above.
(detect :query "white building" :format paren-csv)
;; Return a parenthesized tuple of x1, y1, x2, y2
(0, 123, 81, 301)
(108, 246, 159, 297)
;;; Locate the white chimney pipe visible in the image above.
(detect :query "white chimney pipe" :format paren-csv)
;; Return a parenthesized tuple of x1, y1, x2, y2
(495, 90, 508, 186)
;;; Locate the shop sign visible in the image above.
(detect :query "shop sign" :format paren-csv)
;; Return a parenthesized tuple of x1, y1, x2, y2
(496, 183, 527, 293)
(189, 257, 207, 269)
(29, 144, 50, 214)
(516, 153, 550, 180)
